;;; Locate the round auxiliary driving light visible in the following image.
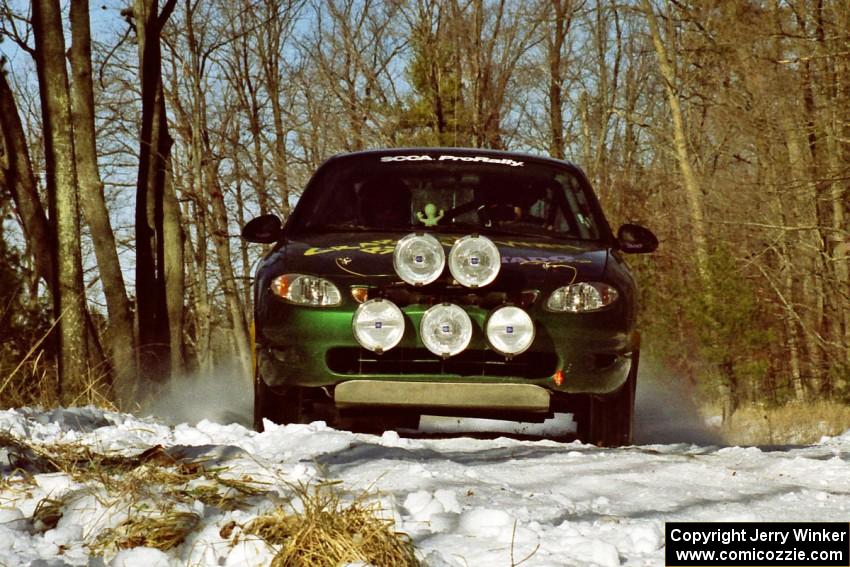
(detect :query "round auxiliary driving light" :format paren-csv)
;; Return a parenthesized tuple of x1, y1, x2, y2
(486, 306, 535, 356)
(448, 234, 501, 288)
(352, 299, 405, 353)
(393, 233, 445, 286)
(420, 303, 473, 358)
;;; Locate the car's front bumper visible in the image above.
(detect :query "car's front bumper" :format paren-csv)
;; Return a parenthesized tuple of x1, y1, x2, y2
(255, 299, 639, 407)
(335, 380, 552, 412)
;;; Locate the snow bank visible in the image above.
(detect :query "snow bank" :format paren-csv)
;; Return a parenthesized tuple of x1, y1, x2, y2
(1, 407, 849, 566)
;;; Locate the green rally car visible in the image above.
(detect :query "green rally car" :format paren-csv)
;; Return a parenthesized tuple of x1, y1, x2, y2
(242, 148, 657, 446)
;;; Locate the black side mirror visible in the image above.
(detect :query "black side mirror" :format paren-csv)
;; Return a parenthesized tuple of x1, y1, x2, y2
(242, 214, 283, 244)
(617, 223, 658, 254)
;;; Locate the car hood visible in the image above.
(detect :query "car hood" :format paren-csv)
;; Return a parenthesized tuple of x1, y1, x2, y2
(261, 231, 609, 289)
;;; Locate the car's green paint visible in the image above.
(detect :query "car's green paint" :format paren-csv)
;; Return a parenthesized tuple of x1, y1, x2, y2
(256, 290, 636, 396)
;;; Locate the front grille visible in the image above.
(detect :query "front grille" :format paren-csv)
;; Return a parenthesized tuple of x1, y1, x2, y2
(326, 347, 558, 379)
(374, 287, 538, 309)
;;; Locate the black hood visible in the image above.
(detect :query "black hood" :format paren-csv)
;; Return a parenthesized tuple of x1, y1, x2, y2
(261, 231, 608, 290)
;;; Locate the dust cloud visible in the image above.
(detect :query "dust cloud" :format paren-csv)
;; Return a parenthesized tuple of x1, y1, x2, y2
(135, 356, 722, 445)
(139, 365, 253, 428)
(634, 356, 723, 446)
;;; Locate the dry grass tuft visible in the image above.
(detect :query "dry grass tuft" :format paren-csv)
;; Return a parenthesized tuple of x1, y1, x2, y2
(0, 316, 117, 411)
(243, 507, 303, 543)
(32, 497, 64, 532)
(244, 482, 419, 567)
(214, 474, 268, 498)
(710, 400, 850, 445)
(92, 510, 201, 552)
(0, 351, 116, 412)
(0, 349, 58, 410)
(2, 433, 419, 563)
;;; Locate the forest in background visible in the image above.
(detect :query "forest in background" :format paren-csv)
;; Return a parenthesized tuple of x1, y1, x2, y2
(0, 0, 847, 423)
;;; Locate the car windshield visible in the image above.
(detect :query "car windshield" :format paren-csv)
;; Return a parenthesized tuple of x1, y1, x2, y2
(290, 153, 604, 240)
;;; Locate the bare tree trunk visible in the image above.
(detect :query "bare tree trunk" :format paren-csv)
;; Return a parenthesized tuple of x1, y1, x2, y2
(1, 66, 107, 392)
(269, 96, 291, 217)
(187, 195, 212, 375)
(642, 0, 744, 420)
(178, 0, 252, 379)
(163, 158, 185, 376)
(800, 59, 834, 385)
(546, 0, 572, 160)
(256, 2, 292, 216)
(782, 258, 805, 401)
(69, 0, 136, 399)
(781, 106, 824, 395)
(814, 3, 850, 367)
(761, 136, 806, 402)
(591, 1, 622, 202)
(232, 155, 253, 313)
(207, 169, 252, 379)
(134, 0, 177, 380)
(243, 66, 271, 215)
(0, 73, 54, 287)
(642, 0, 710, 286)
(794, 4, 848, 390)
(825, 123, 850, 367)
(220, 1, 271, 216)
(579, 92, 592, 171)
(32, 0, 90, 395)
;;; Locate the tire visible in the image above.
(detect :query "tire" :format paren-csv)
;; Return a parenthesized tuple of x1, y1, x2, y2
(578, 350, 638, 447)
(253, 371, 303, 432)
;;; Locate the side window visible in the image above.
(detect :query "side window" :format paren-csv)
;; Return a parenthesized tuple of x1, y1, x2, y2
(302, 177, 359, 228)
(528, 193, 546, 219)
(572, 181, 599, 239)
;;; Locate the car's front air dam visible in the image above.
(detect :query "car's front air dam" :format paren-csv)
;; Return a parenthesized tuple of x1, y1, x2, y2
(334, 380, 551, 412)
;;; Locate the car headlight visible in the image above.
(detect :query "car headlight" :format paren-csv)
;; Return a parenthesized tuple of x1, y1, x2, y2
(393, 233, 445, 286)
(420, 303, 472, 358)
(352, 299, 405, 353)
(270, 274, 342, 306)
(486, 306, 535, 356)
(448, 234, 501, 288)
(546, 282, 619, 312)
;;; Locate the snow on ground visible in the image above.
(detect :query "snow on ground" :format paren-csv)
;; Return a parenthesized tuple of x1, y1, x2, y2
(1, 406, 849, 566)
